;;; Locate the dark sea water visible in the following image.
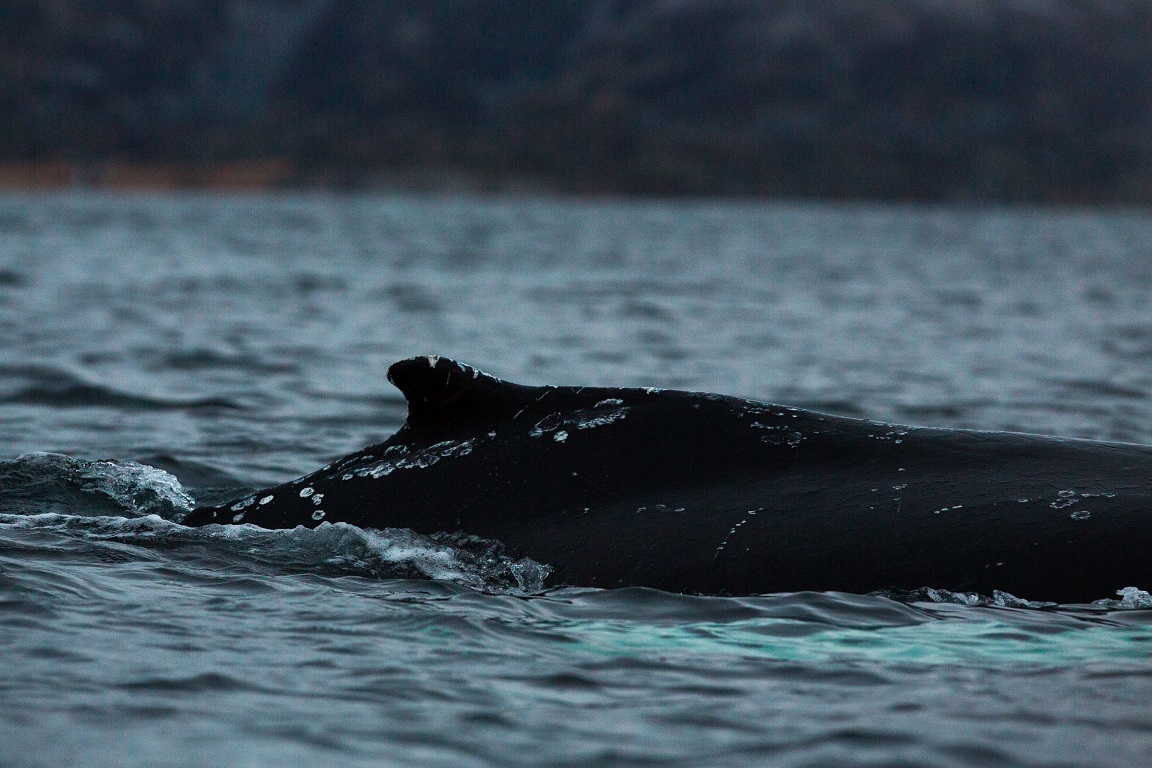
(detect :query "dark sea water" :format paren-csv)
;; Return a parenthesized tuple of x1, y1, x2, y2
(1, 193, 1152, 767)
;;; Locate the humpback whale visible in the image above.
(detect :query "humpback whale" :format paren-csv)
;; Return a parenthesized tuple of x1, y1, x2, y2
(183, 356, 1152, 602)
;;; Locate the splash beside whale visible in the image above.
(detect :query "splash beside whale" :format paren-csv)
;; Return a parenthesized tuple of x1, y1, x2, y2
(182, 356, 1152, 602)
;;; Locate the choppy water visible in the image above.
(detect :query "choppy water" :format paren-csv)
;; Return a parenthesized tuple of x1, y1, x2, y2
(1, 193, 1151, 767)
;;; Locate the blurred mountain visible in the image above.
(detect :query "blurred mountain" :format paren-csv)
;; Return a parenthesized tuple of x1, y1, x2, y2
(2, 0, 1150, 201)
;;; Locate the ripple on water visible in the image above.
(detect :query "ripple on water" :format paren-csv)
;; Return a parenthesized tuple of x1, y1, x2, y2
(3, 196, 1152, 767)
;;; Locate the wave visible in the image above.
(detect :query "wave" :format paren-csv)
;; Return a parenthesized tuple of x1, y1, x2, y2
(0, 452, 1147, 607)
(880, 585, 1152, 611)
(0, 513, 552, 595)
(0, 364, 241, 411)
(0, 452, 195, 518)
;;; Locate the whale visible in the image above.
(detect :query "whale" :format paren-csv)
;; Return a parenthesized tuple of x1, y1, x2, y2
(182, 355, 1152, 602)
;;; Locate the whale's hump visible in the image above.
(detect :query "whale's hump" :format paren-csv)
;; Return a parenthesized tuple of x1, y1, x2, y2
(387, 356, 537, 425)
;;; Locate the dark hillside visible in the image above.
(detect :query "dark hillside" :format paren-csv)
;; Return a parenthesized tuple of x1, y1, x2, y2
(2, 0, 1150, 201)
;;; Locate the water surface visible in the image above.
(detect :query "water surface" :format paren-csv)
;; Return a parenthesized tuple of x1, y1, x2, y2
(1, 193, 1151, 767)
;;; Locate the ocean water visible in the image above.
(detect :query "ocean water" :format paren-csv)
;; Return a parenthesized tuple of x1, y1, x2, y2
(1, 192, 1151, 767)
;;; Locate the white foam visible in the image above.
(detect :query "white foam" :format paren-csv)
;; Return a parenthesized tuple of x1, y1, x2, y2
(0, 453, 194, 520)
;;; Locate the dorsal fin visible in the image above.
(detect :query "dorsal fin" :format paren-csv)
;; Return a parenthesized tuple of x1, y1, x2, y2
(387, 356, 538, 425)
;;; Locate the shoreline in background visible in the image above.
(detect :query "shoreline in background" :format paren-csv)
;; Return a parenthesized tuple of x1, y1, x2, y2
(0, 160, 575, 196)
(0, 161, 1147, 206)
(0, 161, 294, 193)
(5, 2, 1151, 206)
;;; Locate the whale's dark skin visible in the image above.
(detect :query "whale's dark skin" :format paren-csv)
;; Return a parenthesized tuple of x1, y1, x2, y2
(183, 356, 1152, 602)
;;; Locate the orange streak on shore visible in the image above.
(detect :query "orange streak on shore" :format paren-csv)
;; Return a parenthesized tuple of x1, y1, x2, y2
(0, 161, 292, 191)
(0, 162, 77, 189)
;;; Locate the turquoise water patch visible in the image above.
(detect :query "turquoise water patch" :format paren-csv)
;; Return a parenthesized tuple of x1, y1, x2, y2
(535, 611, 1152, 666)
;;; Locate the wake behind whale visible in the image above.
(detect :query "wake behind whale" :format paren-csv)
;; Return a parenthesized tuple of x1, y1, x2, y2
(178, 356, 1152, 603)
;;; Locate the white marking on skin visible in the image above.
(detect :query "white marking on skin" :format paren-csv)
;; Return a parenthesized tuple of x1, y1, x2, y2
(595, 398, 624, 408)
(259, 495, 274, 505)
(312, 493, 324, 505)
(232, 513, 245, 523)
(530, 414, 562, 437)
(425, 355, 440, 367)
(312, 509, 326, 520)
(1070, 510, 1091, 520)
(572, 407, 629, 430)
(343, 474, 353, 480)
(300, 487, 314, 498)
(714, 518, 749, 559)
(357, 438, 479, 478)
(230, 496, 255, 511)
(554, 430, 569, 442)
